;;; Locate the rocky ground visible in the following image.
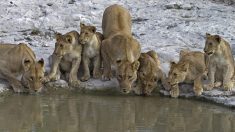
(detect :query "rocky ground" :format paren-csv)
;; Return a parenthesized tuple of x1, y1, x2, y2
(0, 0, 235, 107)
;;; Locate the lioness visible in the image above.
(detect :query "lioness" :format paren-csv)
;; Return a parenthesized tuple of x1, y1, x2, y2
(168, 50, 206, 98)
(79, 23, 103, 81)
(0, 43, 45, 93)
(204, 33, 234, 91)
(134, 50, 170, 96)
(101, 4, 141, 94)
(44, 31, 82, 87)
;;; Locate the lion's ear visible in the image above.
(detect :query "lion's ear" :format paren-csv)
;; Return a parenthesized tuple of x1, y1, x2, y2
(38, 58, 44, 67)
(132, 61, 140, 71)
(170, 61, 176, 68)
(55, 32, 62, 41)
(80, 23, 85, 28)
(214, 35, 221, 43)
(180, 49, 189, 58)
(66, 35, 73, 44)
(22, 58, 32, 71)
(90, 26, 96, 33)
(206, 33, 211, 38)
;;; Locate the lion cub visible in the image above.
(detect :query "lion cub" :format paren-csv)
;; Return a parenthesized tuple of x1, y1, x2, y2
(44, 31, 82, 87)
(168, 50, 206, 98)
(204, 33, 234, 91)
(79, 23, 103, 81)
(0, 43, 45, 93)
(134, 50, 170, 96)
(101, 4, 141, 94)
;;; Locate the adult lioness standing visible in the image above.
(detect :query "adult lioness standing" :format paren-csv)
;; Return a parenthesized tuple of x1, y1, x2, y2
(101, 4, 141, 94)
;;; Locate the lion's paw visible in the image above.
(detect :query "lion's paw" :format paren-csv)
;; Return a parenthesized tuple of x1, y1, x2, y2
(170, 87, 179, 98)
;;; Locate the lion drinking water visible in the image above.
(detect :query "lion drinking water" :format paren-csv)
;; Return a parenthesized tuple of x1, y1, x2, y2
(134, 50, 170, 96)
(101, 4, 141, 94)
(168, 50, 207, 98)
(0, 43, 45, 93)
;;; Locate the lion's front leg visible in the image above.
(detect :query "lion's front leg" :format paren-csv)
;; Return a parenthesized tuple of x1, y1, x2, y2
(204, 66, 215, 90)
(93, 55, 101, 79)
(193, 76, 203, 96)
(222, 65, 234, 91)
(101, 41, 112, 81)
(44, 54, 62, 82)
(81, 56, 91, 81)
(170, 84, 179, 98)
(0, 68, 26, 93)
(69, 57, 81, 87)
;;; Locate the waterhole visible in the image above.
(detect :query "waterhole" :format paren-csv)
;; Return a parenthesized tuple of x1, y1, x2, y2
(0, 91, 234, 132)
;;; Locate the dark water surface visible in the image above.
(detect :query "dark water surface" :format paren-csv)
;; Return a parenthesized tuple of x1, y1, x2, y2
(0, 91, 234, 132)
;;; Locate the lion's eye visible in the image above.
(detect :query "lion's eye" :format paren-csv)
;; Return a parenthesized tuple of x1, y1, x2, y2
(60, 44, 63, 48)
(128, 75, 132, 79)
(208, 42, 212, 46)
(30, 77, 34, 81)
(173, 73, 177, 76)
(142, 72, 145, 76)
(85, 32, 88, 35)
(153, 78, 157, 81)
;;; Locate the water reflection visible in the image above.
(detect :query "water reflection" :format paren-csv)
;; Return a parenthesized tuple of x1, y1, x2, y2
(0, 93, 234, 132)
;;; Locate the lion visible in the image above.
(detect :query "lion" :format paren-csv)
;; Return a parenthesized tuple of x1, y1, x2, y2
(168, 50, 207, 98)
(101, 4, 141, 94)
(44, 31, 82, 87)
(134, 50, 171, 96)
(79, 23, 104, 81)
(0, 43, 45, 93)
(203, 33, 234, 91)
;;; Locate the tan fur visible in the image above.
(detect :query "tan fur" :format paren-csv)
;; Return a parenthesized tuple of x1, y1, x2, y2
(79, 23, 103, 81)
(168, 50, 206, 98)
(0, 43, 45, 93)
(134, 50, 170, 96)
(203, 33, 234, 91)
(44, 31, 82, 87)
(101, 4, 141, 94)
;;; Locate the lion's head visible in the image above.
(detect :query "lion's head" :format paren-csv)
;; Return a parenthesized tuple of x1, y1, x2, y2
(53, 31, 79, 57)
(204, 33, 221, 56)
(79, 23, 96, 45)
(137, 52, 160, 96)
(116, 60, 140, 94)
(168, 61, 189, 86)
(21, 58, 45, 93)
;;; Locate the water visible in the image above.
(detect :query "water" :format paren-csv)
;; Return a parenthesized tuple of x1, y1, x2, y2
(0, 92, 234, 132)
